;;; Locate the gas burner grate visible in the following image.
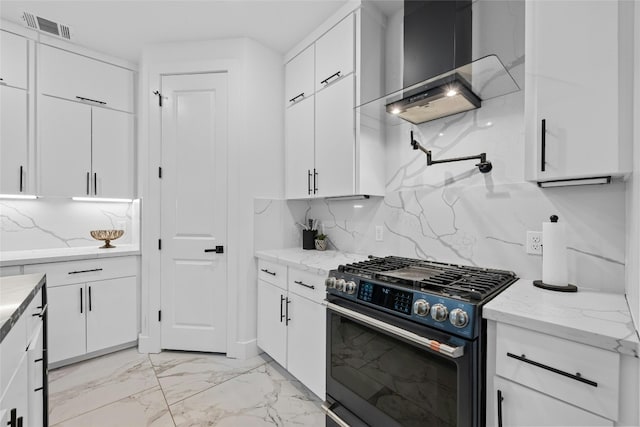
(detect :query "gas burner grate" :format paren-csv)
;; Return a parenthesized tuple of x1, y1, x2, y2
(339, 256, 516, 302)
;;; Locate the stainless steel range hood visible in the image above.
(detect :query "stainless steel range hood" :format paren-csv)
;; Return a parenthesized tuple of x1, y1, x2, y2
(358, 1, 520, 126)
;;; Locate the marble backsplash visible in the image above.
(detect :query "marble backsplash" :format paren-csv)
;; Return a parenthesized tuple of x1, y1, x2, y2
(255, 91, 627, 293)
(0, 199, 140, 251)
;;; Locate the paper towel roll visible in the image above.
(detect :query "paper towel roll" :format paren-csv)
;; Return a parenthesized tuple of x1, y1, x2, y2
(542, 215, 569, 286)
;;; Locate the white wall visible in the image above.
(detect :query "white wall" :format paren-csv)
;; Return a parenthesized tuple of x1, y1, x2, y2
(137, 37, 284, 358)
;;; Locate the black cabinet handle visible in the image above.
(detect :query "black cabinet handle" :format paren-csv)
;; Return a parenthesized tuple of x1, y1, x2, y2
(313, 168, 318, 194)
(76, 96, 106, 105)
(94, 172, 97, 195)
(506, 352, 598, 387)
(80, 288, 83, 314)
(8, 408, 17, 427)
(261, 268, 276, 276)
(19, 165, 23, 192)
(307, 170, 312, 195)
(16, 416, 22, 427)
(34, 387, 44, 392)
(86, 171, 90, 195)
(280, 295, 285, 323)
(68, 268, 103, 275)
(289, 92, 304, 103)
(204, 246, 224, 254)
(294, 280, 315, 290)
(497, 389, 504, 427)
(541, 119, 546, 172)
(320, 71, 341, 86)
(88, 286, 92, 311)
(285, 297, 291, 326)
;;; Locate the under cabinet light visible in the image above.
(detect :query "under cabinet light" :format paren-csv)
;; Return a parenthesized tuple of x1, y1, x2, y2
(72, 197, 133, 203)
(325, 195, 371, 201)
(0, 194, 38, 200)
(537, 176, 611, 188)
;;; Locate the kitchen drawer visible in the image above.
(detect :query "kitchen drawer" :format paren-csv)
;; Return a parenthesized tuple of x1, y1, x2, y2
(496, 322, 619, 421)
(23, 256, 137, 287)
(288, 268, 326, 304)
(0, 266, 22, 277)
(258, 259, 286, 290)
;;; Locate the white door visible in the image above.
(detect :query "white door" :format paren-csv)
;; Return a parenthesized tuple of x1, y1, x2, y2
(86, 277, 137, 353)
(285, 97, 315, 199)
(47, 284, 87, 363)
(160, 73, 228, 352)
(0, 85, 28, 194)
(92, 108, 134, 198)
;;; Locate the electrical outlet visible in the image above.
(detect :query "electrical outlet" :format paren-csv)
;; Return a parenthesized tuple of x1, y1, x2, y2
(526, 231, 542, 254)
(375, 225, 384, 242)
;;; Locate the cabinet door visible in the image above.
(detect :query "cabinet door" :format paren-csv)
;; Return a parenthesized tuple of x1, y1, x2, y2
(285, 97, 315, 199)
(39, 96, 91, 197)
(0, 30, 28, 89)
(257, 280, 287, 368)
(493, 377, 612, 426)
(27, 322, 44, 427)
(315, 15, 354, 92)
(47, 284, 87, 364)
(39, 45, 134, 113)
(0, 85, 28, 194)
(315, 74, 355, 197)
(92, 108, 134, 198)
(525, 1, 625, 181)
(0, 354, 29, 427)
(285, 45, 315, 106)
(286, 293, 326, 398)
(86, 276, 137, 353)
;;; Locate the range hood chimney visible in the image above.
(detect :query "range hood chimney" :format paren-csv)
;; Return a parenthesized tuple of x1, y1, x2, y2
(359, 0, 520, 126)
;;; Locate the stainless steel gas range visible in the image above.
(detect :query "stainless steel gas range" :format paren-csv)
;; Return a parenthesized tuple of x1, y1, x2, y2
(322, 256, 517, 427)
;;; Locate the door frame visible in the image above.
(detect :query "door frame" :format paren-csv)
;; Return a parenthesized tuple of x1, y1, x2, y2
(139, 58, 243, 358)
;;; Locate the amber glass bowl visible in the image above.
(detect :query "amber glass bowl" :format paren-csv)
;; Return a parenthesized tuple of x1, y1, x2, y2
(90, 229, 124, 249)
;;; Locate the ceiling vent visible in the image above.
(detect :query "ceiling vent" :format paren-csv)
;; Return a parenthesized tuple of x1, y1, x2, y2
(20, 11, 72, 40)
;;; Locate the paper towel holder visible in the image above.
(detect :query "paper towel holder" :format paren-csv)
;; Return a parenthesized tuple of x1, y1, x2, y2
(534, 215, 578, 292)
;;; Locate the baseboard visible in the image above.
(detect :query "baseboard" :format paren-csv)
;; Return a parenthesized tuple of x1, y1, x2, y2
(228, 338, 260, 359)
(137, 334, 161, 354)
(49, 341, 137, 370)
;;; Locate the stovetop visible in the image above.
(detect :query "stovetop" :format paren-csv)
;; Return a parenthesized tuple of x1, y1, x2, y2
(338, 256, 516, 302)
(326, 256, 517, 340)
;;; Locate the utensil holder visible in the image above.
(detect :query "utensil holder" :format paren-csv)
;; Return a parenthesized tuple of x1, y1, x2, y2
(302, 230, 317, 250)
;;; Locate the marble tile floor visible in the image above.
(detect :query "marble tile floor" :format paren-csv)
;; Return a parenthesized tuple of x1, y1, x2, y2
(48, 348, 325, 427)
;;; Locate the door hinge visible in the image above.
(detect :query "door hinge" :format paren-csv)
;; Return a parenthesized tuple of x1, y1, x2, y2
(158, 239, 162, 250)
(158, 310, 162, 321)
(158, 166, 162, 178)
(153, 90, 163, 107)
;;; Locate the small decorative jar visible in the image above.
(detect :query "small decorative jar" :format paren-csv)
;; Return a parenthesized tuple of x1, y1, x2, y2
(315, 235, 328, 251)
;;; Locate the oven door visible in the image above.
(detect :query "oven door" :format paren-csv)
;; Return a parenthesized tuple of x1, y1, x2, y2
(325, 298, 477, 427)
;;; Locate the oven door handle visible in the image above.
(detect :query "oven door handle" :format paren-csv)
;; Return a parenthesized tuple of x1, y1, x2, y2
(325, 301, 465, 359)
(321, 402, 351, 427)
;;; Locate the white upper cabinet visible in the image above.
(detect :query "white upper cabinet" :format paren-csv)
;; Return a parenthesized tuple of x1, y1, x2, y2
(315, 74, 355, 197)
(0, 86, 28, 194)
(315, 16, 355, 91)
(92, 108, 134, 198)
(524, 0, 632, 183)
(285, 45, 314, 106)
(285, 97, 315, 198)
(39, 96, 92, 197)
(39, 44, 134, 113)
(0, 31, 28, 89)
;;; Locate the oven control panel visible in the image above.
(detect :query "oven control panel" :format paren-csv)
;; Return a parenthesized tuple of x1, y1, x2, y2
(327, 272, 478, 339)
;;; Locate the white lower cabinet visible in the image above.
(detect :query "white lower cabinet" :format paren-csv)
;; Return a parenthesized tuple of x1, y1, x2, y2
(0, 354, 28, 427)
(256, 259, 326, 398)
(24, 256, 138, 366)
(493, 377, 612, 427)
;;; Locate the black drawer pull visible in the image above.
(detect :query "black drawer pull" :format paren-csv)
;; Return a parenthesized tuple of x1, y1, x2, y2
(289, 92, 304, 103)
(76, 96, 106, 105)
(294, 280, 315, 290)
(68, 268, 103, 275)
(261, 268, 276, 276)
(506, 352, 598, 387)
(541, 119, 546, 172)
(320, 71, 341, 85)
(35, 358, 43, 363)
(34, 387, 44, 392)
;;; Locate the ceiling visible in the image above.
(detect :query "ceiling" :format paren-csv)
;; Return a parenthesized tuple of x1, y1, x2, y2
(0, 0, 404, 63)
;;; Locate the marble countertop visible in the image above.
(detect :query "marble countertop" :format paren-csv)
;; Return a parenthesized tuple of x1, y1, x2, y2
(0, 245, 141, 267)
(255, 248, 370, 275)
(484, 279, 639, 357)
(0, 273, 46, 342)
